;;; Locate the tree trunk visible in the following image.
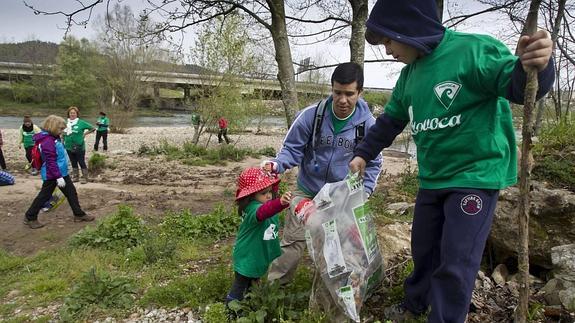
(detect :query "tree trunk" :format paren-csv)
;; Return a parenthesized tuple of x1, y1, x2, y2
(436, 0, 444, 22)
(515, 0, 542, 321)
(267, 0, 299, 128)
(348, 0, 368, 67)
(533, 95, 545, 136)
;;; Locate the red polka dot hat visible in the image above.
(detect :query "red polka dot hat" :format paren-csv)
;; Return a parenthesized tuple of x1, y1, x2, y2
(236, 167, 280, 201)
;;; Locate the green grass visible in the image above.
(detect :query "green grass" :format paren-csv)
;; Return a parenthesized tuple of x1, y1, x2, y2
(138, 139, 276, 166)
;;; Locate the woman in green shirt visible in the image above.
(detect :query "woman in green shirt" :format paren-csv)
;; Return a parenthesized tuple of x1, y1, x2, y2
(94, 111, 110, 151)
(62, 106, 95, 184)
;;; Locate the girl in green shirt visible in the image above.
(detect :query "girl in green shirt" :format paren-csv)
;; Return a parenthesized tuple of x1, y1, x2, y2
(226, 167, 292, 304)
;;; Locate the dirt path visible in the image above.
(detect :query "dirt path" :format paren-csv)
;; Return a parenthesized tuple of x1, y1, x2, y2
(0, 127, 414, 256)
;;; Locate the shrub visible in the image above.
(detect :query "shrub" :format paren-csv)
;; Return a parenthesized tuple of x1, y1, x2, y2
(160, 204, 240, 241)
(69, 205, 147, 250)
(88, 153, 106, 172)
(59, 267, 136, 321)
(141, 235, 178, 265)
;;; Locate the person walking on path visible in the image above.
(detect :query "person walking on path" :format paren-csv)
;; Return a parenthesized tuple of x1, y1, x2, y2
(262, 62, 383, 320)
(191, 112, 201, 143)
(19, 115, 42, 175)
(24, 115, 95, 229)
(349, 0, 555, 321)
(218, 116, 231, 144)
(0, 129, 6, 171)
(94, 111, 110, 152)
(63, 106, 95, 184)
(226, 167, 292, 304)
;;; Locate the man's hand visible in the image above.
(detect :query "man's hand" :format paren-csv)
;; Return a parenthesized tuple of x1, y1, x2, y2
(516, 29, 553, 72)
(349, 156, 367, 177)
(57, 177, 66, 188)
(280, 191, 293, 206)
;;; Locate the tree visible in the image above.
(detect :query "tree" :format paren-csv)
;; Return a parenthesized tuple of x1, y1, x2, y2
(93, 4, 173, 130)
(55, 36, 99, 108)
(191, 14, 259, 145)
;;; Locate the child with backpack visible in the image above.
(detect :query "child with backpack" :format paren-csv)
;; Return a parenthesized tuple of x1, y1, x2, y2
(24, 115, 94, 229)
(19, 115, 41, 175)
(226, 167, 292, 304)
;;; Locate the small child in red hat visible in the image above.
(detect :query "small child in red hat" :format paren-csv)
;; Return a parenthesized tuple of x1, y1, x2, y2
(226, 167, 292, 304)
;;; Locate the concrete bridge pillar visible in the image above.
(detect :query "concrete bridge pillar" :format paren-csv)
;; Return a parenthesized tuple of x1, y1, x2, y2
(153, 84, 160, 98)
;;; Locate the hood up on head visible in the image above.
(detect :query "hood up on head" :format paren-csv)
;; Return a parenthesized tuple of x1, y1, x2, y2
(366, 0, 445, 55)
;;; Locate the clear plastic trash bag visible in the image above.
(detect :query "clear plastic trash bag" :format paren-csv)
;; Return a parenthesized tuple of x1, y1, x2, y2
(298, 174, 384, 322)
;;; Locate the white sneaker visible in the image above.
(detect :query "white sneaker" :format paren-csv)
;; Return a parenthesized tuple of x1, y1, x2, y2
(41, 207, 50, 212)
(31, 169, 38, 176)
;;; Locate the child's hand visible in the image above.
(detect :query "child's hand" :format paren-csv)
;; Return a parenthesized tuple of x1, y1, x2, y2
(516, 29, 553, 72)
(280, 191, 292, 206)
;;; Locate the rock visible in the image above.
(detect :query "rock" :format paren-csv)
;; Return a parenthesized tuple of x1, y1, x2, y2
(549, 244, 575, 311)
(542, 278, 564, 306)
(386, 202, 414, 216)
(489, 184, 575, 269)
(491, 264, 509, 286)
(543, 305, 563, 318)
(377, 222, 411, 260)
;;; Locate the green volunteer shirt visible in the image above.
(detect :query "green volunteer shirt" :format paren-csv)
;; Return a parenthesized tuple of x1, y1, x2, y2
(233, 200, 281, 278)
(330, 102, 355, 135)
(385, 29, 518, 190)
(63, 119, 94, 151)
(96, 116, 110, 132)
(20, 125, 40, 148)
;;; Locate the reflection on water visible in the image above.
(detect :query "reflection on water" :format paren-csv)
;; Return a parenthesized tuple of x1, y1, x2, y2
(0, 114, 287, 129)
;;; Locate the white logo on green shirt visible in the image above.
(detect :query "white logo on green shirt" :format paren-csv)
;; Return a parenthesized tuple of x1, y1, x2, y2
(263, 223, 277, 240)
(409, 106, 462, 135)
(434, 81, 461, 110)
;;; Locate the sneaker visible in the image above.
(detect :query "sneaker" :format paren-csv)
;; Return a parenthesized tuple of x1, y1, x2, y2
(31, 169, 38, 176)
(41, 207, 50, 212)
(74, 214, 95, 222)
(24, 219, 45, 229)
(384, 303, 420, 322)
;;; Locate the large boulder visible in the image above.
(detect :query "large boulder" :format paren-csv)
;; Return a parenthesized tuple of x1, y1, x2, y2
(489, 183, 575, 269)
(540, 244, 575, 311)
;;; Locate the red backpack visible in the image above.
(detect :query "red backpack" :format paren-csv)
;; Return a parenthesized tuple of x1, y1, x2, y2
(30, 141, 43, 170)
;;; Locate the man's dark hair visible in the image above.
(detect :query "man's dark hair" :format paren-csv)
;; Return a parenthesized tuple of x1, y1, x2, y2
(331, 62, 364, 92)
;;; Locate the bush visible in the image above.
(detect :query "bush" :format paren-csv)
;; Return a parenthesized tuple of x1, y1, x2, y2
(160, 204, 240, 241)
(69, 205, 147, 250)
(88, 153, 106, 172)
(140, 265, 232, 308)
(59, 267, 136, 321)
(141, 235, 178, 265)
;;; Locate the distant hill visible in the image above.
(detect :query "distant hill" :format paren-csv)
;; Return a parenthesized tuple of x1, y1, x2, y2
(0, 41, 219, 76)
(0, 41, 59, 64)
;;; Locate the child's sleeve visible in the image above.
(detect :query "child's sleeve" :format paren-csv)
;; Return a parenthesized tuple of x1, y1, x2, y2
(256, 199, 288, 222)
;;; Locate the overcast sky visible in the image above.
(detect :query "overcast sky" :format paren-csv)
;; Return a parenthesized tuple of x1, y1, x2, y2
(1, 0, 513, 89)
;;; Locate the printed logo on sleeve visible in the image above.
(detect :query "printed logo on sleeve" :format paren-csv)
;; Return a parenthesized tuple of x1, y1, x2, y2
(460, 194, 483, 215)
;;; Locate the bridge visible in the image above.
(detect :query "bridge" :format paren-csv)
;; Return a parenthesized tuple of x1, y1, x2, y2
(0, 61, 391, 100)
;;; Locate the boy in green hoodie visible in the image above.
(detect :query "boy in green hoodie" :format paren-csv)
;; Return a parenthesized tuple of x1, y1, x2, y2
(349, 0, 554, 322)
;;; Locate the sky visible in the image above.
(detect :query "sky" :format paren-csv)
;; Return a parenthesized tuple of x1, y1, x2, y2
(0, 0, 515, 89)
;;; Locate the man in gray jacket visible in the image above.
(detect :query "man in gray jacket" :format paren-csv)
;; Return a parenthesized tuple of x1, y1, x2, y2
(263, 62, 382, 317)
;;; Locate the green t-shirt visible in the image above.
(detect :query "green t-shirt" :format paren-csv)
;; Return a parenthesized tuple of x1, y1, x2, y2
(233, 200, 281, 278)
(191, 113, 200, 126)
(20, 125, 40, 148)
(63, 119, 94, 151)
(96, 116, 110, 132)
(385, 29, 517, 190)
(330, 102, 355, 135)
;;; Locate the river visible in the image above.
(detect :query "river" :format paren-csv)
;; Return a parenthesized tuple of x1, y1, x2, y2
(0, 113, 416, 157)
